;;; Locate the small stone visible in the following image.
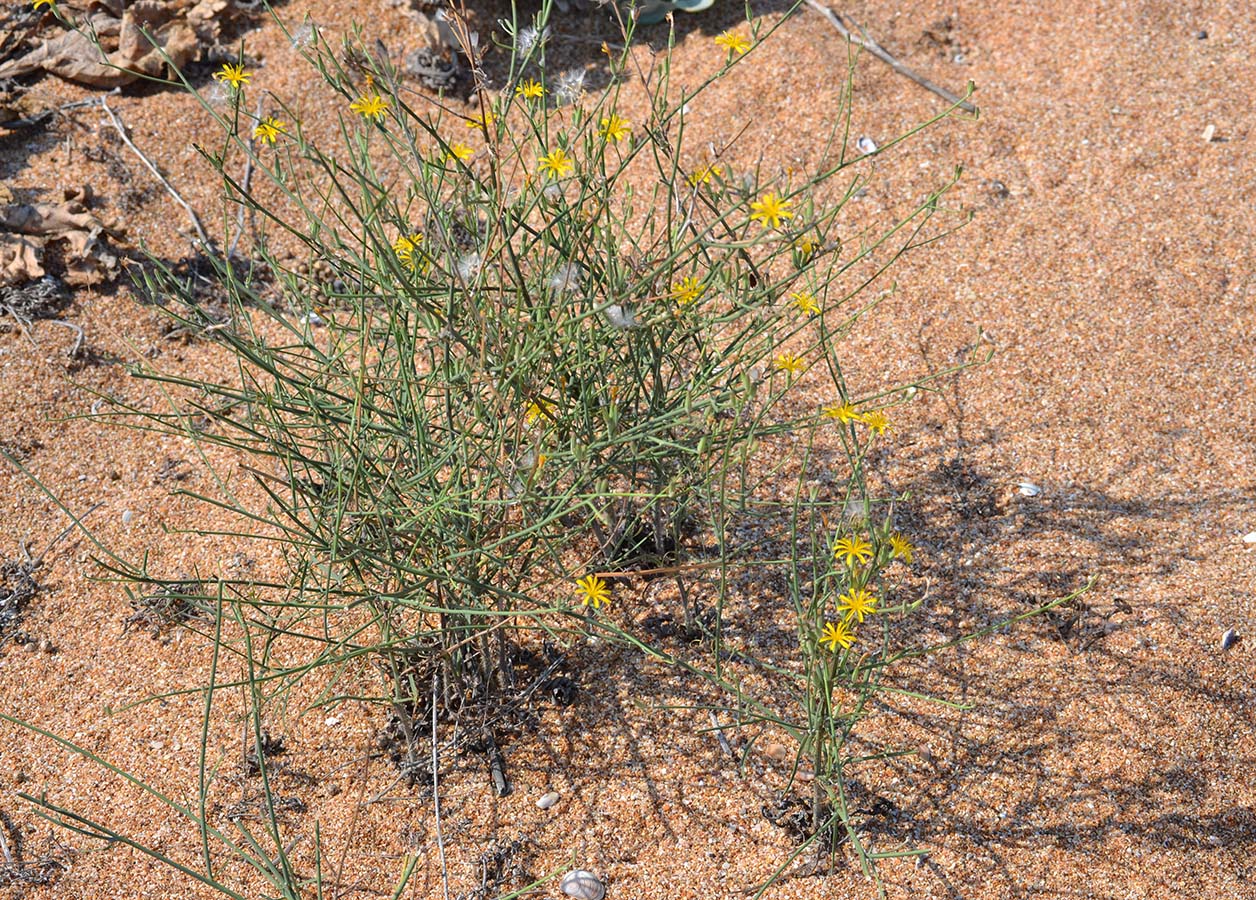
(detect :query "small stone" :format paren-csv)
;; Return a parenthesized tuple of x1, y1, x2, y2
(1242, 532, 1256, 544)
(1202, 124, 1216, 143)
(1221, 628, 1238, 651)
(856, 136, 878, 155)
(560, 870, 605, 900)
(299, 311, 325, 326)
(1196, 29, 1207, 39)
(1018, 481, 1042, 497)
(38, 639, 54, 654)
(121, 509, 134, 526)
(537, 791, 560, 809)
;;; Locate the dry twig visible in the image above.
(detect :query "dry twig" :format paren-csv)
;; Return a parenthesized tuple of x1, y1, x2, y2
(802, 0, 978, 114)
(98, 96, 212, 248)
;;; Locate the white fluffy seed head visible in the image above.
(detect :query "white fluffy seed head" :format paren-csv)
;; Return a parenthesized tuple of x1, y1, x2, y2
(555, 69, 586, 105)
(548, 261, 584, 293)
(604, 304, 639, 329)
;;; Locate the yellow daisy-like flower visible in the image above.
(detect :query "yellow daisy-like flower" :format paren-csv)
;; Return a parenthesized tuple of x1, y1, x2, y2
(791, 291, 820, 316)
(253, 116, 284, 144)
(888, 532, 914, 565)
(715, 30, 751, 55)
(823, 402, 864, 425)
(466, 110, 497, 131)
(794, 235, 818, 257)
(576, 574, 611, 609)
(837, 586, 878, 624)
(862, 410, 890, 435)
(350, 92, 389, 121)
(599, 114, 631, 143)
(774, 353, 805, 376)
(671, 276, 705, 307)
(446, 141, 474, 163)
(525, 398, 555, 425)
(392, 232, 424, 266)
(833, 535, 873, 567)
(749, 192, 793, 229)
(213, 62, 251, 91)
(687, 164, 724, 187)
(819, 619, 856, 652)
(515, 79, 545, 99)
(538, 148, 574, 179)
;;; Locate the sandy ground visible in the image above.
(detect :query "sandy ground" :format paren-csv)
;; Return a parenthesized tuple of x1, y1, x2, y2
(1, 0, 1254, 898)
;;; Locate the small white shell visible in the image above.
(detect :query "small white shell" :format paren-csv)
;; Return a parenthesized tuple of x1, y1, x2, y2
(1221, 628, 1238, 651)
(1017, 481, 1042, 497)
(536, 791, 560, 809)
(1242, 532, 1256, 545)
(121, 509, 134, 526)
(560, 869, 605, 900)
(856, 136, 878, 155)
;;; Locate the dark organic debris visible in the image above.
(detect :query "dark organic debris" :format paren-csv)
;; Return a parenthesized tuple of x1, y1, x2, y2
(123, 575, 212, 637)
(0, 558, 40, 651)
(0, 812, 74, 889)
(0, 275, 69, 320)
(468, 837, 533, 900)
(0, 188, 123, 287)
(0, 0, 254, 89)
(404, 46, 457, 90)
(243, 729, 286, 776)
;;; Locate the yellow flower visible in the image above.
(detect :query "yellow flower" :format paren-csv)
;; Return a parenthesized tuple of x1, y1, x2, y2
(749, 192, 793, 229)
(823, 402, 864, 425)
(599, 114, 631, 143)
(392, 232, 426, 271)
(253, 116, 284, 144)
(715, 30, 751, 55)
(576, 574, 611, 609)
(833, 536, 873, 567)
(794, 235, 818, 257)
(515, 79, 545, 99)
(350, 92, 389, 121)
(213, 62, 251, 91)
(525, 398, 555, 424)
(862, 410, 889, 435)
(446, 141, 474, 163)
(837, 587, 878, 624)
(819, 619, 856, 652)
(538, 148, 574, 178)
(466, 110, 497, 130)
(791, 291, 820, 316)
(888, 532, 914, 565)
(687, 164, 724, 186)
(774, 353, 805, 376)
(671, 276, 705, 307)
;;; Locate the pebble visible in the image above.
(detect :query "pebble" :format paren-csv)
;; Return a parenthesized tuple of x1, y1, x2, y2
(856, 136, 878, 155)
(1202, 123, 1216, 143)
(1018, 481, 1042, 497)
(1221, 628, 1238, 651)
(536, 791, 560, 809)
(560, 870, 605, 900)
(1242, 532, 1256, 544)
(121, 509, 134, 526)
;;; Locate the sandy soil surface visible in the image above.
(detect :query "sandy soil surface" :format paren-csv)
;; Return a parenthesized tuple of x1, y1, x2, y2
(1, 1, 1254, 898)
